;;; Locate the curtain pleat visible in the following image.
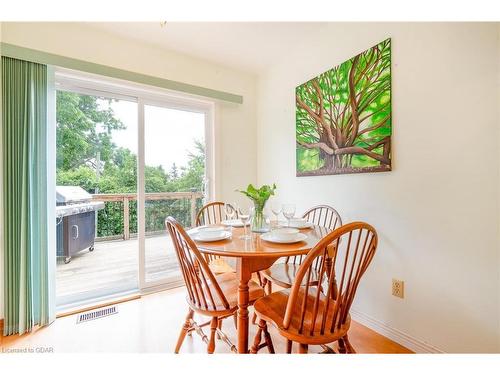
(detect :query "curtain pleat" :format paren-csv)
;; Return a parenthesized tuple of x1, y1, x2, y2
(2, 56, 50, 336)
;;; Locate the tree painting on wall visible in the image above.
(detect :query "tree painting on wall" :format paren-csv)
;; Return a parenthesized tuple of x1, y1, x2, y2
(296, 38, 392, 176)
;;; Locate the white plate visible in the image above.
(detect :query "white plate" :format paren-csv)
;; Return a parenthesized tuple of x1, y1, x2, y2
(198, 225, 226, 232)
(287, 221, 313, 229)
(188, 225, 225, 235)
(191, 231, 232, 242)
(221, 219, 248, 227)
(261, 232, 308, 244)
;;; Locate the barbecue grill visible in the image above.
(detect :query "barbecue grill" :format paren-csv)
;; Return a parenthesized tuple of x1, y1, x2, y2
(56, 186, 105, 264)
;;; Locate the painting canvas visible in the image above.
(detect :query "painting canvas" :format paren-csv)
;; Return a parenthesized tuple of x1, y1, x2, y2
(296, 38, 392, 176)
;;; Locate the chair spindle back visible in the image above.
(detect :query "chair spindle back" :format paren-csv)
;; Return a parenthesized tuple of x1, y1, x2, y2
(283, 222, 378, 336)
(287, 205, 342, 266)
(303, 205, 342, 230)
(166, 216, 230, 312)
(195, 202, 237, 263)
(195, 201, 237, 227)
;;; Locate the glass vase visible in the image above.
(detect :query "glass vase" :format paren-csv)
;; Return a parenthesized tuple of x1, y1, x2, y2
(251, 201, 270, 233)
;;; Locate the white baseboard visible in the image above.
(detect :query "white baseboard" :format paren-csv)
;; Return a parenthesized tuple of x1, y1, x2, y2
(350, 308, 444, 353)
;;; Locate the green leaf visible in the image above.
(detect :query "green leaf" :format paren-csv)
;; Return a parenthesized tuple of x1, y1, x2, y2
(236, 183, 277, 205)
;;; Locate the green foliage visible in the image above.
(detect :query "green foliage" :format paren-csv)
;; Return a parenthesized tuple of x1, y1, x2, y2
(56, 91, 125, 171)
(351, 154, 379, 168)
(57, 165, 97, 192)
(56, 91, 206, 237)
(296, 148, 323, 173)
(177, 140, 205, 192)
(237, 183, 277, 208)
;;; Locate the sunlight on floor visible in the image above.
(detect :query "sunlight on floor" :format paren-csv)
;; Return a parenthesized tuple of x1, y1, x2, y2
(1, 287, 412, 354)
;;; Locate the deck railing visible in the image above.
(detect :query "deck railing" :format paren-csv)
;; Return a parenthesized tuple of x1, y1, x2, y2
(92, 191, 204, 241)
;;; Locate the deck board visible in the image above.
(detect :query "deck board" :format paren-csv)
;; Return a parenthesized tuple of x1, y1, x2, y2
(56, 233, 181, 305)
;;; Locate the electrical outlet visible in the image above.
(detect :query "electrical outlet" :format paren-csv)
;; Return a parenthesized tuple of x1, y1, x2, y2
(392, 279, 404, 298)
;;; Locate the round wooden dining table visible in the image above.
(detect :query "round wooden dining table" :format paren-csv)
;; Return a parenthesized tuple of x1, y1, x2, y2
(193, 224, 330, 353)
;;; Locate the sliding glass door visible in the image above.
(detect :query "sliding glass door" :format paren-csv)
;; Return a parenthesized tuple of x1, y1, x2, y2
(138, 101, 209, 290)
(55, 90, 139, 308)
(54, 69, 213, 308)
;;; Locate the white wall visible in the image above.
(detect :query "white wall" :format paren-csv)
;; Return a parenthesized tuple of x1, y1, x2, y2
(0, 22, 258, 320)
(256, 22, 500, 353)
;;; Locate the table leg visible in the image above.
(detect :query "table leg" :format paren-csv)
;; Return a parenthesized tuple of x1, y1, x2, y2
(235, 255, 280, 354)
(237, 265, 251, 353)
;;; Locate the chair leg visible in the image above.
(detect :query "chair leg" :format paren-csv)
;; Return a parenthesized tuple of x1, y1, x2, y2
(266, 280, 272, 295)
(233, 311, 238, 329)
(256, 271, 263, 286)
(207, 317, 218, 354)
(217, 319, 223, 339)
(319, 344, 336, 354)
(286, 339, 293, 354)
(298, 344, 308, 354)
(342, 335, 356, 354)
(250, 324, 263, 354)
(260, 319, 275, 354)
(175, 309, 194, 353)
(338, 338, 347, 353)
(252, 312, 257, 325)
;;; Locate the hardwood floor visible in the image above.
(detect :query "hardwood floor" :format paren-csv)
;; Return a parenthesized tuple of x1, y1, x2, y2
(0, 287, 412, 354)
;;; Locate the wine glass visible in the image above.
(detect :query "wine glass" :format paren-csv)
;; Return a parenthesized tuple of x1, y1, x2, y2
(224, 203, 237, 222)
(238, 205, 252, 240)
(270, 201, 282, 228)
(282, 204, 296, 228)
(224, 203, 237, 234)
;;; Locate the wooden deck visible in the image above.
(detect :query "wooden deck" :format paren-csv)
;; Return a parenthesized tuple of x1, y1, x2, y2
(56, 233, 181, 305)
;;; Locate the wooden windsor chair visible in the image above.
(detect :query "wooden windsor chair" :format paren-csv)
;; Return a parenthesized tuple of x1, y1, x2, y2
(195, 201, 237, 227)
(166, 216, 264, 353)
(195, 201, 238, 274)
(261, 205, 342, 294)
(250, 222, 378, 354)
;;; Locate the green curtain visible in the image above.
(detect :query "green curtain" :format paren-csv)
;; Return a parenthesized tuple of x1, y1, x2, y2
(2, 56, 50, 335)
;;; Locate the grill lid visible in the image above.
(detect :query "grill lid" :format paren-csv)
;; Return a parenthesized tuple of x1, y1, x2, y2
(56, 186, 92, 204)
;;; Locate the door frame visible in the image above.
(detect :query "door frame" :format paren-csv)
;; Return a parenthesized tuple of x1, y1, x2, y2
(54, 67, 215, 300)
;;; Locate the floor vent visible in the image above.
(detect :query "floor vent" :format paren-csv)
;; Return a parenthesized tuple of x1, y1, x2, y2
(76, 306, 118, 324)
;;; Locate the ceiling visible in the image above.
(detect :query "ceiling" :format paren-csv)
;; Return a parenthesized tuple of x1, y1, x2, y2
(87, 22, 329, 75)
